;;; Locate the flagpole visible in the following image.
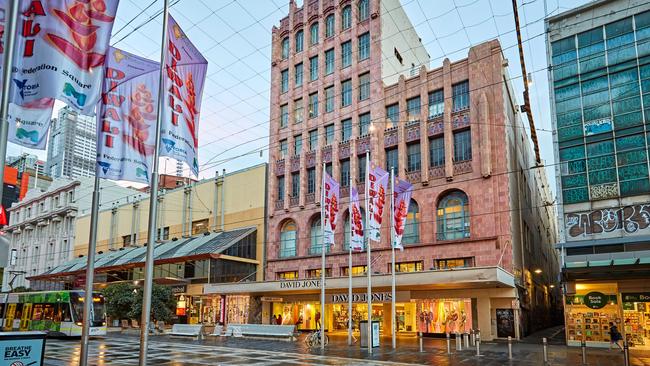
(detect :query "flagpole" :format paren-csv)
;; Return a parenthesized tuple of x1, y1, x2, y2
(139, 1, 170, 364)
(0, 0, 19, 209)
(365, 150, 372, 353)
(348, 176, 353, 346)
(320, 162, 326, 350)
(390, 167, 396, 349)
(79, 176, 101, 366)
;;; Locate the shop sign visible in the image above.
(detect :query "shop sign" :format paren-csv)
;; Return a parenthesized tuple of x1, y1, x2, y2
(623, 302, 635, 310)
(279, 280, 320, 289)
(170, 285, 187, 295)
(261, 297, 283, 302)
(330, 292, 392, 304)
(0, 334, 46, 366)
(622, 293, 650, 302)
(584, 292, 607, 309)
(566, 293, 616, 307)
(496, 309, 516, 338)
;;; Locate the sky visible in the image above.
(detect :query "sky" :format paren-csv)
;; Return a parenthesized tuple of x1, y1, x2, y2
(8, 0, 596, 195)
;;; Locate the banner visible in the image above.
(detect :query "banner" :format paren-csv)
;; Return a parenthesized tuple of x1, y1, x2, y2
(160, 15, 208, 176)
(322, 171, 339, 246)
(7, 98, 54, 150)
(96, 47, 160, 183)
(3, 0, 119, 114)
(349, 185, 364, 251)
(367, 164, 388, 242)
(392, 178, 413, 250)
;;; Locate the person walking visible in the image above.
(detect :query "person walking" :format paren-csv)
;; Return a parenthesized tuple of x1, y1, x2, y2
(609, 322, 624, 351)
(315, 311, 321, 330)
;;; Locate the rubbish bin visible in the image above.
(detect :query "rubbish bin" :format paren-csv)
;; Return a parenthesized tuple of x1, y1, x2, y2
(359, 320, 380, 348)
(0, 331, 47, 366)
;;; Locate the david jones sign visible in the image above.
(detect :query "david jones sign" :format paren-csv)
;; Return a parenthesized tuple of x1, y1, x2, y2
(331, 293, 392, 303)
(279, 280, 320, 289)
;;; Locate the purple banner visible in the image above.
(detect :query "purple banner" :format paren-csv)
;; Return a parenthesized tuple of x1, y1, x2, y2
(349, 186, 364, 251)
(323, 171, 340, 246)
(367, 164, 388, 242)
(392, 177, 413, 250)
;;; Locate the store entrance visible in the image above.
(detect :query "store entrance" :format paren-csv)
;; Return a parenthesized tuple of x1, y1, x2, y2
(331, 304, 386, 334)
(623, 301, 650, 349)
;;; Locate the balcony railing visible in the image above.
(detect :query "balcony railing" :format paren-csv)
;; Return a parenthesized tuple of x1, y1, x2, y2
(279, 247, 296, 258)
(453, 160, 472, 175)
(429, 166, 445, 179)
(290, 196, 300, 207)
(406, 170, 421, 184)
(341, 186, 350, 197)
(275, 200, 284, 210)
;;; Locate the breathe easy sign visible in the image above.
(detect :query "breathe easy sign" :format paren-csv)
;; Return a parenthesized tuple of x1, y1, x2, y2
(1, 336, 45, 366)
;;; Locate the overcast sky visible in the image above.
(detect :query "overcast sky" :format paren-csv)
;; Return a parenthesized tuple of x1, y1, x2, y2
(9, 0, 595, 195)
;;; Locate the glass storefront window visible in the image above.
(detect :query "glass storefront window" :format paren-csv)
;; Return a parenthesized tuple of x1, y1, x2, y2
(277, 271, 298, 280)
(272, 302, 320, 330)
(226, 295, 249, 324)
(565, 283, 619, 344)
(341, 265, 367, 276)
(416, 299, 472, 334)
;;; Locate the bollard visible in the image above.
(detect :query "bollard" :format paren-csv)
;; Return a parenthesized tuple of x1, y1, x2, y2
(456, 332, 462, 351)
(508, 336, 512, 360)
(470, 329, 476, 347)
(446, 333, 451, 354)
(419, 332, 423, 353)
(623, 341, 630, 366)
(581, 340, 587, 365)
(543, 337, 549, 364)
(464, 332, 469, 348)
(475, 330, 481, 357)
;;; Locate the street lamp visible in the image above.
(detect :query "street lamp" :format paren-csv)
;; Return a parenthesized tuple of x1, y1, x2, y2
(534, 269, 542, 274)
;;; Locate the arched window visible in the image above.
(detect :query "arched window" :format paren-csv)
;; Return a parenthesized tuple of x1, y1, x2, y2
(325, 14, 335, 38)
(437, 191, 469, 240)
(344, 208, 365, 250)
(281, 37, 289, 59)
(402, 200, 419, 245)
(358, 0, 370, 21)
(295, 30, 304, 53)
(341, 5, 352, 30)
(280, 220, 297, 258)
(310, 217, 328, 254)
(310, 22, 319, 45)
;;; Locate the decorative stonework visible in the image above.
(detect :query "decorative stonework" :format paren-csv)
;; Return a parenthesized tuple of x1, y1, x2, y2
(305, 193, 315, 204)
(452, 111, 470, 130)
(406, 170, 421, 184)
(290, 156, 301, 172)
(406, 124, 420, 143)
(275, 159, 285, 176)
(275, 200, 284, 210)
(306, 152, 316, 168)
(356, 136, 371, 154)
(322, 146, 332, 163)
(589, 183, 618, 201)
(384, 128, 398, 147)
(453, 160, 473, 175)
(429, 166, 445, 179)
(428, 119, 443, 136)
(290, 197, 299, 207)
(339, 141, 351, 159)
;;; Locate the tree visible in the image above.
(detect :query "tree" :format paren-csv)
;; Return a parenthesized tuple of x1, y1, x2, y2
(128, 284, 176, 323)
(103, 282, 136, 320)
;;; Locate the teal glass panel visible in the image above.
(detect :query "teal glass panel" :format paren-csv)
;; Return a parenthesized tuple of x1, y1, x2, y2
(582, 90, 610, 107)
(552, 36, 576, 55)
(611, 82, 641, 99)
(584, 104, 611, 121)
(554, 62, 579, 80)
(560, 145, 585, 161)
(555, 84, 581, 102)
(589, 168, 617, 184)
(614, 111, 643, 130)
(607, 44, 636, 65)
(585, 131, 614, 144)
(609, 69, 638, 86)
(606, 17, 633, 38)
(582, 76, 609, 94)
(563, 187, 589, 204)
(556, 96, 583, 114)
(639, 40, 650, 58)
(636, 11, 650, 30)
(643, 93, 650, 107)
(554, 76, 580, 89)
(586, 140, 614, 156)
(620, 178, 650, 196)
(639, 64, 650, 79)
(558, 125, 584, 142)
(578, 28, 604, 47)
(618, 163, 649, 180)
(557, 110, 582, 129)
(642, 80, 650, 93)
(616, 134, 645, 151)
(562, 174, 587, 189)
(609, 60, 638, 73)
(580, 56, 606, 73)
(617, 149, 647, 165)
(588, 155, 616, 170)
(581, 68, 608, 81)
(613, 96, 641, 115)
(567, 159, 587, 174)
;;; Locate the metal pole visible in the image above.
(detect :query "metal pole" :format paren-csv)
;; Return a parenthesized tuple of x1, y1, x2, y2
(508, 336, 513, 360)
(464, 332, 469, 349)
(0, 0, 19, 205)
(365, 150, 372, 353)
(320, 162, 326, 350)
(456, 332, 462, 351)
(138, 1, 170, 364)
(390, 167, 396, 349)
(347, 176, 353, 346)
(476, 330, 481, 357)
(419, 332, 423, 353)
(581, 339, 586, 365)
(446, 333, 451, 354)
(623, 340, 630, 366)
(79, 176, 101, 366)
(542, 337, 548, 364)
(470, 329, 475, 346)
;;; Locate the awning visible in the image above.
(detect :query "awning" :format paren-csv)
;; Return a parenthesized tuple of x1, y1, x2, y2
(28, 226, 257, 281)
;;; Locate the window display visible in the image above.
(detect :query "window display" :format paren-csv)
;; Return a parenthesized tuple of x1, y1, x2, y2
(565, 294, 618, 343)
(226, 295, 249, 324)
(271, 302, 319, 330)
(623, 301, 650, 347)
(331, 304, 386, 332)
(416, 299, 472, 334)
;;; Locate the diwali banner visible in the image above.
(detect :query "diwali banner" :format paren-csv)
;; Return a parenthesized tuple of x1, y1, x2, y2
(322, 171, 340, 246)
(3, 0, 119, 114)
(367, 165, 388, 242)
(349, 185, 364, 251)
(392, 178, 413, 250)
(96, 47, 160, 183)
(160, 15, 208, 176)
(7, 98, 54, 150)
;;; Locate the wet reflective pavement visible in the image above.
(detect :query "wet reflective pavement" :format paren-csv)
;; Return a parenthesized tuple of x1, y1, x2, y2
(43, 331, 650, 365)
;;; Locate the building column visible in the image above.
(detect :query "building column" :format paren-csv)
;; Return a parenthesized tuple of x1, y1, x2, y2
(419, 65, 430, 184)
(476, 296, 492, 341)
(443, 58, 454, 180)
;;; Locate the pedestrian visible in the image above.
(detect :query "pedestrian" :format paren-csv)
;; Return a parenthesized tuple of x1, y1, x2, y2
(315, 311, 321, 330)
(272, 314, 277, 324)
(277, 314, 283, 325)
(609, 322, 624, 351)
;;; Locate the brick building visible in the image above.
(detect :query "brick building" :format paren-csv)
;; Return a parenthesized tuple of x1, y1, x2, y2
(205, 0, 559, 341)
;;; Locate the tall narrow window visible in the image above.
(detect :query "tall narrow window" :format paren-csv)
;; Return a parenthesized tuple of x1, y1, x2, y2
(325, 14, 335, 38)
(294, 98, 304, 124)
(342, 5, 352, 30)
(359, 72, 370, 101)
(341, 41, 352, 68)
(294, 135, 302, 155)
(358, 0, 370, 21)
(309, 93, 318, 118)
(452, 80, 470, 111)
(277, 176, 285, 199)
(325, 48, 335, 75)
(279, 220, 297, 258)
(453, 130, 472, 162)
(281, 37, 289, 59)
(325, 86, 334, 113)
(407, 143, 421, 172)
(429, 136, 444, 167)
(295, 30, 304, 53)
(281, 69, 289, 93)
(402, 200, 419, 244)
(342, 118, 352, 141)
(308, 167, 316, 193)
(342, 79, 352, 107)
(358, 154, 367, 182)
(437, 191, 470, 240)
(280, 104, 288, 128)
(295, 63, 303, 87)
(428, 89, 444, 119)
(341, 160, 350, 186)
(385, 147, 398, 172)
(407, 96, 421, 123)
(279, 139, 288, 158)
(325, 124, 335, 145)
(291, 172, 300, 197)
(309, 56, 319, 81)
(358, 32, 370, 60)
(310, 22, 319, 45)
(309, 129, 318, 150)
(386, 104, 399, 127)
(359, 112, 371, 135)
(310, 218, 327, 254)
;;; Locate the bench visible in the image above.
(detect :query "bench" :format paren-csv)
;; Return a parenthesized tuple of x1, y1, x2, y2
(222, 324, 296, 340)
(169, 324, 205, 338)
